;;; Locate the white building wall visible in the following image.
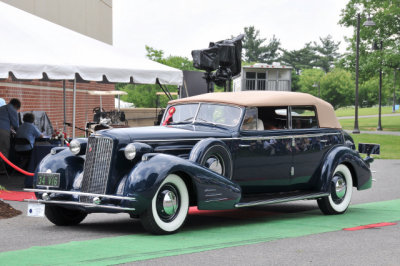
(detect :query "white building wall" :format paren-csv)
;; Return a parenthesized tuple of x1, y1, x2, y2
(1, 0, 113, 44)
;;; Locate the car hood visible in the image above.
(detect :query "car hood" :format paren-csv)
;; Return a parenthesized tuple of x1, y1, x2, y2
(97, 125, 233, 143)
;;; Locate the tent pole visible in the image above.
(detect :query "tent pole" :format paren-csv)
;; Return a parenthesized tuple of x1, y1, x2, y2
(72, 77, 77, 139)
(118, 94, 120, 112)
(63, 80, 66, 133)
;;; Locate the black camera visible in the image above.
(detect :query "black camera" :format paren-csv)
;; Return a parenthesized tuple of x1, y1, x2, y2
(191, 34, 244, 92)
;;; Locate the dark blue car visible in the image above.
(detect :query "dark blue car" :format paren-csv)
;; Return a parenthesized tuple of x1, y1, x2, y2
(26, 91, 379, 234)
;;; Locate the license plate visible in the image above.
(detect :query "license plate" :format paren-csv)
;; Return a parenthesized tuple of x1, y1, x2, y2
(27, 203, 45, 217)
(37, 172, 60, 187)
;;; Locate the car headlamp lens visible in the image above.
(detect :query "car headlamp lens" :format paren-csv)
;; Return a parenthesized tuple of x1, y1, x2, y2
(124, 143, 136, 160)
(69, 139, 81, 155)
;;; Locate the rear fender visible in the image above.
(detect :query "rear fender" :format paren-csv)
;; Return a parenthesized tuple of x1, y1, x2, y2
(124, 153, 241, 214)
(315, 146, 372, 193)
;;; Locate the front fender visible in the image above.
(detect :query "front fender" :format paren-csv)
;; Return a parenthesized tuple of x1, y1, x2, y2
(34, 148, 84, 190)
(315, 146, 372, 193)
(125, 153, 241, 214)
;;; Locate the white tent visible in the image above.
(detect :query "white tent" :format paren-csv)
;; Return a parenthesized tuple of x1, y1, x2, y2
(0, 2, 183, 137)
(0, 1, 182, 85)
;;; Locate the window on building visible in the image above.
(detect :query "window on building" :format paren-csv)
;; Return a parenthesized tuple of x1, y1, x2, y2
(257, 73, 266, 90)
(245, 71, 267, 90)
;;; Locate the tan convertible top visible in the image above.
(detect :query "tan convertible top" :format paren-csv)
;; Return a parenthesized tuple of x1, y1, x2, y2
(169, 91, 341, 129)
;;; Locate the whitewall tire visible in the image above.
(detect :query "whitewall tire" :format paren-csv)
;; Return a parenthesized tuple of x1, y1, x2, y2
(140, 174, 189, 234)
(318, 164, 353, 215)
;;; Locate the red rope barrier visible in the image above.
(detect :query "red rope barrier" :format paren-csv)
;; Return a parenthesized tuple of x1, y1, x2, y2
(0, 151, 34, 176)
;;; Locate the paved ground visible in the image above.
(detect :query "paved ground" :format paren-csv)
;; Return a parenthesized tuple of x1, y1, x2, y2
(0, 160, 399, 265)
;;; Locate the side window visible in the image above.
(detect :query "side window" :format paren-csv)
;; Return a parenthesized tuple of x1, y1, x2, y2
(241, 108, 259, 131)
(291, 106, 318, 129)
(257, 106, 288, 130)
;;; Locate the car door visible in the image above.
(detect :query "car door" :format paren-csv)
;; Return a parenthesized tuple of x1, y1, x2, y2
(290, 106, 340, 190)
(233, 107, 292, 194)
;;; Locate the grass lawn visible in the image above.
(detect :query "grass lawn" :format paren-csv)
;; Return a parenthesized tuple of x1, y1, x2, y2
(340, 115, 400, 132)
(350, 134, 400, 159)
(335, 106, 396, 117)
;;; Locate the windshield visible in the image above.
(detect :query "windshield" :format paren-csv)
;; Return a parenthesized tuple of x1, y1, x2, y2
(163, 103, 241, 127)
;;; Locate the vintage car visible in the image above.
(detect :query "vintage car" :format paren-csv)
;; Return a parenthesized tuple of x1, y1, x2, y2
(26, 91, 379, 234)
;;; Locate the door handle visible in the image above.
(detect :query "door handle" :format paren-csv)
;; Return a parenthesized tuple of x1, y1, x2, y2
(239, 144, 251, 148)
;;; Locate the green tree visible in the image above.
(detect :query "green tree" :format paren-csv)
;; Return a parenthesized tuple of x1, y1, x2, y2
(320, 68, 354, 108)
(145, 45, 196, 71)
(359, 76, 391, 107)
(280, 43, 318, 74)
(145, 45, 164, 62)
(339, 0, 400, 79)
(313, 35, 341, 73)
(119, 84, 176, 108)
(298, 69, 325, 96)
(242, 26, 281, 63)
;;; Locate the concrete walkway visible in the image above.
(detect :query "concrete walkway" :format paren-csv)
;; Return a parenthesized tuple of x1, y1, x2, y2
(338, 113, 400, 120)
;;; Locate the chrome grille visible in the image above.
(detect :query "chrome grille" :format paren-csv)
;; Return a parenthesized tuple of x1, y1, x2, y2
(80, 136, 113, 203)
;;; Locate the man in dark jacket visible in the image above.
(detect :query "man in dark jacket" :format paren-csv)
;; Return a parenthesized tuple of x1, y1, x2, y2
(0, 98, 21, 174)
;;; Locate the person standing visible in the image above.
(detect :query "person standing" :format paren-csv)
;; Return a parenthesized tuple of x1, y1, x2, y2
(0, 98, 21, 174)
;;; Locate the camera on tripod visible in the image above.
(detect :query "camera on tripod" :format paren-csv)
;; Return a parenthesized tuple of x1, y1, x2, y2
(191, 34, 244, 92)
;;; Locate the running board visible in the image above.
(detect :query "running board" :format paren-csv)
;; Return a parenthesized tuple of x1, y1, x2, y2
(235, 192, 329, 208)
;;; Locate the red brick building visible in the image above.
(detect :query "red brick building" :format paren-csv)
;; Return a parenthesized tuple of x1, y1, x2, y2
(0, 77, 114, 137)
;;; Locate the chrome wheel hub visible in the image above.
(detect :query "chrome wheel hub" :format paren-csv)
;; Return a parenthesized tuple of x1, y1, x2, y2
(331, 174, 347, 204)
(162, 191, 178, 216)
(205, 156, 223, 175)
(156, 184, 180, 222)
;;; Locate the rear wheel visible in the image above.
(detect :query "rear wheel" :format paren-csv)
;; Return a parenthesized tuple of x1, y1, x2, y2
(140, 174, 189, 234)
(318, 164, 353, 215)
(199, 145, 233, 179)
(45, 205, 87, 226)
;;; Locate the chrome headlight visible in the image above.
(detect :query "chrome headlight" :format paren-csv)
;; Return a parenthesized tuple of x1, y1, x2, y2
(69, 139, 81, 155)
(124, 143, 137, 160)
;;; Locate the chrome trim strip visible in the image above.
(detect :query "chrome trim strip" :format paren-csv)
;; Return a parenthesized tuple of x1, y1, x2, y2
(137, 132, 341, 143)
(24, 199, 135, 211)
(235, 192, 329, 208)
(154, 146, 192, 151)
(205, 193, 223, 197)
(24, 188, 136, 201)
(240, 132, 341, 142)
(204, 198, 229, 203)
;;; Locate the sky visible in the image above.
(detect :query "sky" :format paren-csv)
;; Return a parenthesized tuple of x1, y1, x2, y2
(113, 0, 353, 60)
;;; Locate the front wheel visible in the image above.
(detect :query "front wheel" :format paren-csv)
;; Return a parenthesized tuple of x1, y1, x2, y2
(45, 205, 87, 226)
(317, 164, 353, 215)
(140, 174, 189, 234)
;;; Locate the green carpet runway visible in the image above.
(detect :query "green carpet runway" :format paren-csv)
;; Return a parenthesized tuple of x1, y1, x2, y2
(1, 199, 400, 265)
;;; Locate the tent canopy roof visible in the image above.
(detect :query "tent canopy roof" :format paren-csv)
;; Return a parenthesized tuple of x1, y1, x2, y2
(0, 2, 183, 85)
